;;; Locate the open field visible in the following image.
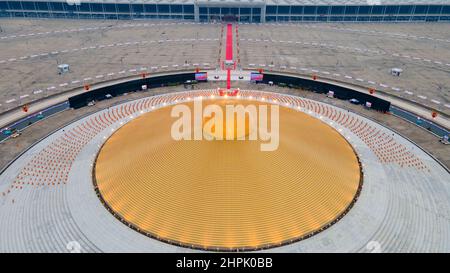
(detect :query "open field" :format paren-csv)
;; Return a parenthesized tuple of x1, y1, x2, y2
(0, 19, 449, 114)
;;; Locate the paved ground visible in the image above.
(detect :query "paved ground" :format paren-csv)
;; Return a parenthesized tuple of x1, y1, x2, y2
(0, 19, 448, 115)
(0, 88, 449, 252)
(238, 23, 450, 113)
(0, 20, 221, 112)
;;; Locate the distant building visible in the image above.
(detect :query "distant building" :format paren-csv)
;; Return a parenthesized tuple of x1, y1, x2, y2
(1, 0, 449, 23)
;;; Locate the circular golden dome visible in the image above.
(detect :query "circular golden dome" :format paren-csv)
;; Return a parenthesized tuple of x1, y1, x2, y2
(94, 99, 361, 251)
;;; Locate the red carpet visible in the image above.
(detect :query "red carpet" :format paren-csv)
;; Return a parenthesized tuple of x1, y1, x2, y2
(226, 23, 233, 61)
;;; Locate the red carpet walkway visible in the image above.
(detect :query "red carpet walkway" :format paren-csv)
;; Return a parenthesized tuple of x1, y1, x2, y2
(226, 23, 233, 61)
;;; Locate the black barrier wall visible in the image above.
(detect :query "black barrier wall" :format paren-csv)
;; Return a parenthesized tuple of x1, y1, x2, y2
(69, 71, 390, 112)
(68, 73, 196, 109)
(262, 73, 391, 112)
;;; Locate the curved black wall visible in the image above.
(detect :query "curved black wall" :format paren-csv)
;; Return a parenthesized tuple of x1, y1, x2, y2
(68, 72, 195, 109)
(69, 71, 390, 112)
(262, 73, 391, 112)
